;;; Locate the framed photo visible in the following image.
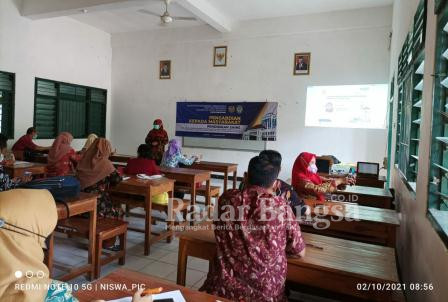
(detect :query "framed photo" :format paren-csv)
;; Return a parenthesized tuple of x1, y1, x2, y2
(213, 46, 227, 67)
(293, 53, 311, 75)
(159, 60, 171, 79)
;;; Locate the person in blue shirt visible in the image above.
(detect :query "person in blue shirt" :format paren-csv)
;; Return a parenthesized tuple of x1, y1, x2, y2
(161, 139, 197, 168)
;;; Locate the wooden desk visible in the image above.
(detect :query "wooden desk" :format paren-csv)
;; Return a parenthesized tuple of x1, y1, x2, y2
(300, 200, 399, 247)
(109, 154, 133, 164)
(190, 161, 238, 191)
(75, 268, 231, 302)
(176, 224, 399, 302)
(332, 185, 393, 209)
(109, 176, 175, 255)
(47, 192, 98, 281)
(319, 173, 386, 189)
(3, 161, 47, 178)
(355, 175, 386, 188)
(160, 167, 211, 220)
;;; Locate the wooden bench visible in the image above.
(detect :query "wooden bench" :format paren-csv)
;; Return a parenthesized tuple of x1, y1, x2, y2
(56, 217, 128, 279)
(176, 222, 402, 302)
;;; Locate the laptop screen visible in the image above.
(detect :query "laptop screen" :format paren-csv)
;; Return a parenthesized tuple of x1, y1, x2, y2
(357, 162, 379, 176)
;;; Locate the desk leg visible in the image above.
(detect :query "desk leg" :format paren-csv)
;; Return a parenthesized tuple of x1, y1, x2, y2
(177, 238, 188, 286)
(167, 188, 174, 243)
(190, 181, 197, 226)
(205, 179, 211, 219)
(223, 171, 228, 192)
(87, 207, 97, 281)
(144, 192, 153, 256)
(45, 233, 55, 277)
(232, 171, 237, 189)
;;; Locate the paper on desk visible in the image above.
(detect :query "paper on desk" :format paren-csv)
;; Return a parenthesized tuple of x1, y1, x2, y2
(12, 161, 33, 167)
(137, 174, 163, 180)
(106, 290, 186, 302)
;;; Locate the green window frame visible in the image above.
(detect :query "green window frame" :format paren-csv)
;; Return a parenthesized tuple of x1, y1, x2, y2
(395, 0, 427, 192)
(0, 71, 15, 139)
(428, 1, 448, 246)
(34, 78, 107, 139)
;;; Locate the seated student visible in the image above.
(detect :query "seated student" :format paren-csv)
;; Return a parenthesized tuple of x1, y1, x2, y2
(201, 156, 306, 302)
(124, 144, 160, 175)
(0, 189, 151, 302)
(0, 134, 20, 191)
(161, 139, 197, 168)
(80, 133, 98, 154)
(77, 138, 122, 219)
(259, 150, 310, 216)
(124, 144, 167, 205)
(292, 152, 352, 201)
(11, 127, 50, 152)
(46, 132, 81, 177)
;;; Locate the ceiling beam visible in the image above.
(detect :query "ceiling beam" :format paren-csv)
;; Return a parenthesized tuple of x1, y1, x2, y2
(176, 0, 233, 33)
(21, 0, 152, 20)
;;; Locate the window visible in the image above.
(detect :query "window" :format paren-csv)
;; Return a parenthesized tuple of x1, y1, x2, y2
(34, 78, 107, 139)
(428, 1, 448, 245)
(394, 0, 426, 192)
(0, 71, 15, 138)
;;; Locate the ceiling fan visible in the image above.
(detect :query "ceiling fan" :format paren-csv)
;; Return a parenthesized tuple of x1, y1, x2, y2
(138, 0, 197, 25)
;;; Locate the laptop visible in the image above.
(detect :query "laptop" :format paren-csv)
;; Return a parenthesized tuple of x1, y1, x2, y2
(357, 162, 379, 178)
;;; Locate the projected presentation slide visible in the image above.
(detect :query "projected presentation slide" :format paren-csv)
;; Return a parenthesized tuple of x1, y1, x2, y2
(305, 84, 388, 129)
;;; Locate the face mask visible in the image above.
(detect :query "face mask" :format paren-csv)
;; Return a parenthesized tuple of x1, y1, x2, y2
(33, 134, 38, 139)
(308, 164, 318, 174)
(153, 125, 160, 130)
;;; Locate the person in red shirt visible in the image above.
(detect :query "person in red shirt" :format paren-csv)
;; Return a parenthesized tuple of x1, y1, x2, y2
(12, 127, 50, 152)
(124, 144, 160, 176)
(46, 132, 81, 177)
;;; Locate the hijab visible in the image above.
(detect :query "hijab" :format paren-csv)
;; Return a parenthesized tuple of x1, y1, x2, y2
(47, 132, 73, 166)
(82, 133, 98, 151)
(292, 152, 323, 188)
(0, 189, 58, 302)
(76, 138, 115, 189)
(165, 139, 181, 160)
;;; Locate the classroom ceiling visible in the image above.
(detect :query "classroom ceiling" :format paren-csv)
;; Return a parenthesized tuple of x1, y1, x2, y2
(67, 0, 393, 34)
(70, 1, 204, 33)
(205, 0, 394, 21)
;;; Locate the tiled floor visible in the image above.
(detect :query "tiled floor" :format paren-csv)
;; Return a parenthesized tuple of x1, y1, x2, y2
(52, 178, 339, 301)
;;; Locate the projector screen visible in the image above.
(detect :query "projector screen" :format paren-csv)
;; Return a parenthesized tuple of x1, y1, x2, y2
(305, 84, 388, 129)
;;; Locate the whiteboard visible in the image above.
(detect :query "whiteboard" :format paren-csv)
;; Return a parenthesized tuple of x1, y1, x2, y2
(183, 137, 266, 152)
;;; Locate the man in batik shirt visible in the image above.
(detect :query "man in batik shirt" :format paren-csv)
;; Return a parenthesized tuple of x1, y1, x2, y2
(201, 156, 306, 302)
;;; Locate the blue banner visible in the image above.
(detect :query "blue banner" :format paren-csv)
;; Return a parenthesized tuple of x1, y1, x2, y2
(176, 101, 278, 140)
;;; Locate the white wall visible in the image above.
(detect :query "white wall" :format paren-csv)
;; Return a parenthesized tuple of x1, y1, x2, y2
(110, 6, 392, 179)
(0, 0, 112, 150)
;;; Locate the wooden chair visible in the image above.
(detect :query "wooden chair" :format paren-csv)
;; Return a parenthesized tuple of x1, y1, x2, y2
(176, 184, 220, 204)
(56, 217, 128, 279)
(110, 192, 191, 242)
(12, 150, 24, 161)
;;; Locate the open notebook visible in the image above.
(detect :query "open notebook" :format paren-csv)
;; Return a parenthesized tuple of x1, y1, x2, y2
(106, 290, 185, 302)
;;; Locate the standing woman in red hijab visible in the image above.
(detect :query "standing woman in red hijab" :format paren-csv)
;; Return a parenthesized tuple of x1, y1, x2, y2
(292, 152, 349, 201)
(145, 119, 168, 165)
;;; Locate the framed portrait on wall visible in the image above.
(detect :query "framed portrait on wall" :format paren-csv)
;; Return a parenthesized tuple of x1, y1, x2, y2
(294, 53, 311, 75)
(213, 46, 227, 67)
(159, 60, 171, 79)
